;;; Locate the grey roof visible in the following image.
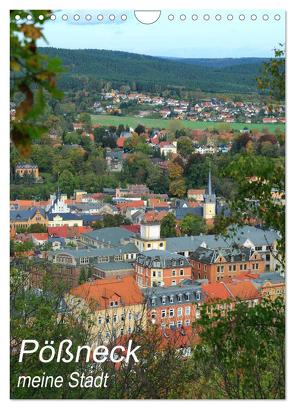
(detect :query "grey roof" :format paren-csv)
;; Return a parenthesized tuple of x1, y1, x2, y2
(190, 245, 253, 264)
(166, 226, 279, 254)
(228, 225, 279, 247)
(93, 261, 134, 271)
(10, 208, 46, 221)
(82, 227, 135, 247)
(47, 213, 82, 221)
(175, 207, 203, 220)
(166, 235, 230, 253)
(252, 272, 285, 290)
(142, 280, 205, 308)
(49, 243, 138, 260)
(136, 250, 190, 268)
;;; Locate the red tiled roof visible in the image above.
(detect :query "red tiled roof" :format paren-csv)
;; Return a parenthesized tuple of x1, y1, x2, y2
(117, 200, 145, 210)
(31, 233, 48, 241)
(202, 282, 232, 302)
(144, 210, 168, 222)
(227, 281, 260, 300)
(120, 224, 140, 234)
(70, 276, 143, 309)
(116, 137, 126, 148)
(48, 225, 92, 238)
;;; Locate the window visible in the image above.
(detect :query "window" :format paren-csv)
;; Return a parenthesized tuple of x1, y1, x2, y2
(152, 271, 156, 277)
(161, 310, 167, 318)
(113, 315, 118, 323)
(196, 310, 201, 319)
(180, 260, 184, 266)
(172, 270, 176, 276)
(128, 327, 132, 334)
(204, 265, 207, 272)
(151, 297, 156, 306)
(217, 265, 224, 273)
(169, 322, 175, 328)
(185, 306, 191, 316)
(185, 319, 190, 326)
(170, 296, 174, 303)
(185, 293, 190, 301)
(151, 312, 156, 320)
(195, 292, 201, 301)
(147, 243, 151, 248)
(128, 312, 132, 320)
(110, 300, 118, 307)
(157, 271, 161, 277)
(162, 296, 166, 305)
(121, 313, 125, 321)
(172, 280, 176, 286)
(177, 320, 182, 328)
(114, 255, 124, 261)
(180, 269, 184, 276)
(177, 307, 183, 317)
(229, 264, 236, 272)
(252, 263, 259, 270)
(98, 316, 103, 324)
(169, 309, 174, 317)
(106, 315, 110, 324)
(177, 294, 182, 302)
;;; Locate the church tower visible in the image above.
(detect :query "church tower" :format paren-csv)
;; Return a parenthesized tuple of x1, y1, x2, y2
(203, 168, 216, 220)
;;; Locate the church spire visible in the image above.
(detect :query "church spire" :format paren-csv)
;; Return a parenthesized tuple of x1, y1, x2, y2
(208, 165, 212, 196)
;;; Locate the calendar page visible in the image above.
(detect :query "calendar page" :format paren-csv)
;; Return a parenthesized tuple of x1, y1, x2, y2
(9, 8, 285, 400)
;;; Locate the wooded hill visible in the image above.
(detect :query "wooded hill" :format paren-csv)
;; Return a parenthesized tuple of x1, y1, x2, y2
(40, 47, 268, 94)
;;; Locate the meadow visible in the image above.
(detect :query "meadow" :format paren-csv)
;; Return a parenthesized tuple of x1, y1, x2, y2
(91, 114, 285, 133)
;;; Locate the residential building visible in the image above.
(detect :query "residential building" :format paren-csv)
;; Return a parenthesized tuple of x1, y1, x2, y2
(10, 208, 48, 230)
(68, 276, 146, 343)
(143, 279, 204, 329)
(190, 245, 265, 283)
(135, 250, 192, 288)
(15, 163, 39, 179)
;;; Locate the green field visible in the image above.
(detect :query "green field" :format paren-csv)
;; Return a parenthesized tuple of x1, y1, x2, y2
(91, 115, 285, 133)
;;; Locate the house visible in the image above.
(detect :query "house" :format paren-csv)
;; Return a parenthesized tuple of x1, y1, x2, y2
(80, 227, 135, 248)
(190, 245, 265, 283)
(31, 233, 49, 246)
(15, 163, 39, 179)
(47, 213, 83, 228)
(143, 279, 204, 329)
(68, 276, 146, 343)
(159, 141, 177, 157)
(10, 208, 48, 230)
(252, 272, 285, 301)
(92, 261, 135, 280)
(135, 250, 192, 288)
(187, 189, 205, 201)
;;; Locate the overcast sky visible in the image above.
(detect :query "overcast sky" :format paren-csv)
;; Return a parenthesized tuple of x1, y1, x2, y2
(38, 9, 285, 58)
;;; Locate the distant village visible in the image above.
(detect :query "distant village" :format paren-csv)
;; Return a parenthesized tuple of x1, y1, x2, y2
(93, 90, 285, 124)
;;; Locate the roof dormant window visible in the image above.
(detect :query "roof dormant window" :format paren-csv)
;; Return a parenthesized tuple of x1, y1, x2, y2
(185, 293, 190, 301)
(177, 294, 182, 302)
(170, 295, 174, 303)
(180, 260, 184, 265)
(110, 300, 119, 307)
(151, 297, 156, 306)
(162, 296, 166, 304)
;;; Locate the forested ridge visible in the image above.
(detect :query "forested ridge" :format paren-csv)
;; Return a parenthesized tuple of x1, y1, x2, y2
(40, 47, 267, 94)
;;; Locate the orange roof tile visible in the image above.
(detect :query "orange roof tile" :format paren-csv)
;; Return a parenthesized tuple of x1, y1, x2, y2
(70, 276, 143, 309)
(31, 233, 48, 241)
(227, 281, 260, 300)
(202, 282, 232, 302)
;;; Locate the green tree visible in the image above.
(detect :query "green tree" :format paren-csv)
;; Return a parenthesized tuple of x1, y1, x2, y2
(194, 298, 285, 399)
(10, 10, 63, 155)
(177, 137, 194, 158)
(160, 213, 177, 238)
(179, 214, 206, 236)
(59, 169, 76, 196)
